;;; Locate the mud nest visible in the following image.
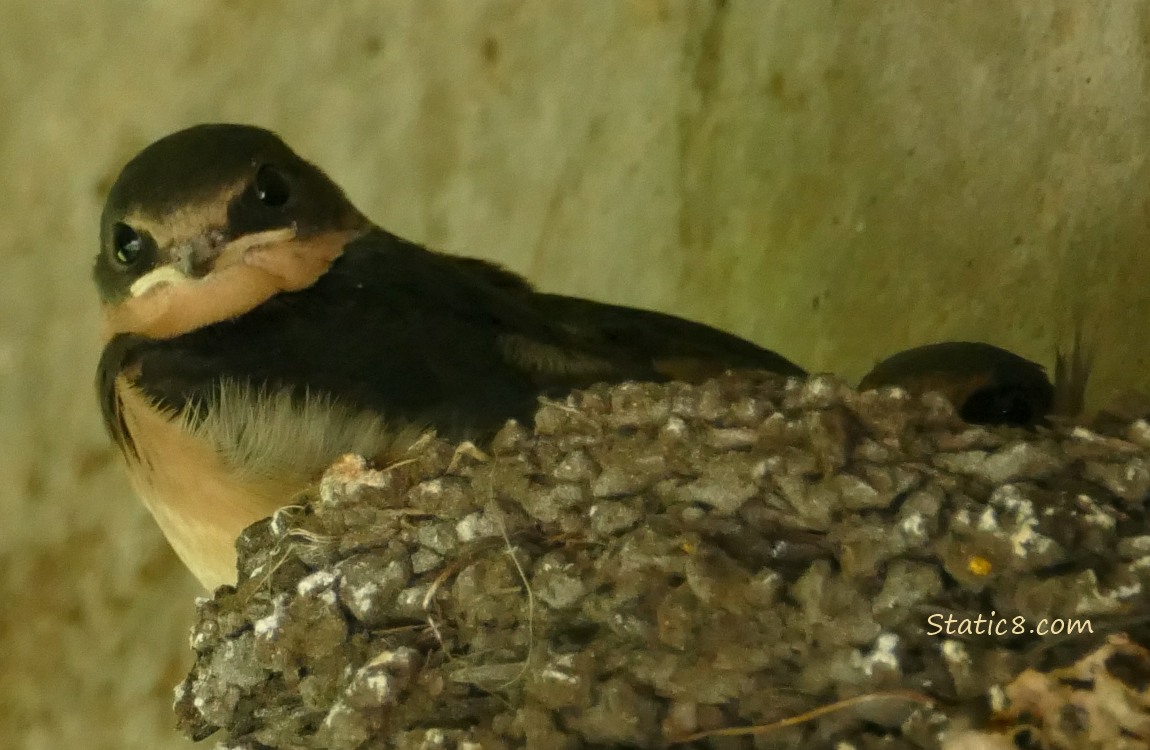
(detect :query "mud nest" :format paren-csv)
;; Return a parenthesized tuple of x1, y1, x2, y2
(175, 373, 1150, 749)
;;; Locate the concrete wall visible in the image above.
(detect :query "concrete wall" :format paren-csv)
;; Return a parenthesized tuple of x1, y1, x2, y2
(1, 1, 1146, 747)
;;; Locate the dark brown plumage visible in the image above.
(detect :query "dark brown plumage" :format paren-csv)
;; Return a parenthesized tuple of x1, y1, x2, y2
(858, 341, 1055, 427)
(95, 123, 804, 588)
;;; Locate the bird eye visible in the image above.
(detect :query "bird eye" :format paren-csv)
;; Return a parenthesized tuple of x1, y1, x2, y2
(961, 386, 1036, 426)
(254, 164, 291, 207)
(112, 222, 143, 266)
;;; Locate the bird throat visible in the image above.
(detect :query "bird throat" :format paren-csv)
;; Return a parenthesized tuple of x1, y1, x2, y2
(103, 228, 361, 341)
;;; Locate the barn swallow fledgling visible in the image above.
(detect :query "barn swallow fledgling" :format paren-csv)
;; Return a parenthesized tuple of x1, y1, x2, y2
(858, 341, 1057, 427)
(95, 124, 805, 590)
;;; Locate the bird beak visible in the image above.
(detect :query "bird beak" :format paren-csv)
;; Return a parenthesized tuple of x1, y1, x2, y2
(128, 227, 298, 299)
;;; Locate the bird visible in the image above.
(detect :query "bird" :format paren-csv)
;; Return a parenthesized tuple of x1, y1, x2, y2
(94, 123, 806, 590)
(857, 341, 1057, 427)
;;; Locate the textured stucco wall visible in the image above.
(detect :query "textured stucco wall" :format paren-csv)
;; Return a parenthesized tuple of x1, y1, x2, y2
(1, 2, 1147, 748)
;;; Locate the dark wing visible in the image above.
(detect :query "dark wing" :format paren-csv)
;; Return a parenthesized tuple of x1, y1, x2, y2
(438, 253, 805, 384)
(444, 255, 538, 294)
(518, 292, 806, 382)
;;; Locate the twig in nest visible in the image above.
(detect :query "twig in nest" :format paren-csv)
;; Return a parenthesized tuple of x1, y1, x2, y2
(245, 519, 335, 601)
(492, 502, 535, 690)
(536, 396, 603, 427)
(421, 555, 472, 658)
(667, 689, 937, 744)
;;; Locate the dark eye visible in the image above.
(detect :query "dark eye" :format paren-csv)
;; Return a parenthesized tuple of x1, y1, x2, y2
(960, 386, 1036, 426)
(112, 222, 143, 266)
(254, 164, 291, 207)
